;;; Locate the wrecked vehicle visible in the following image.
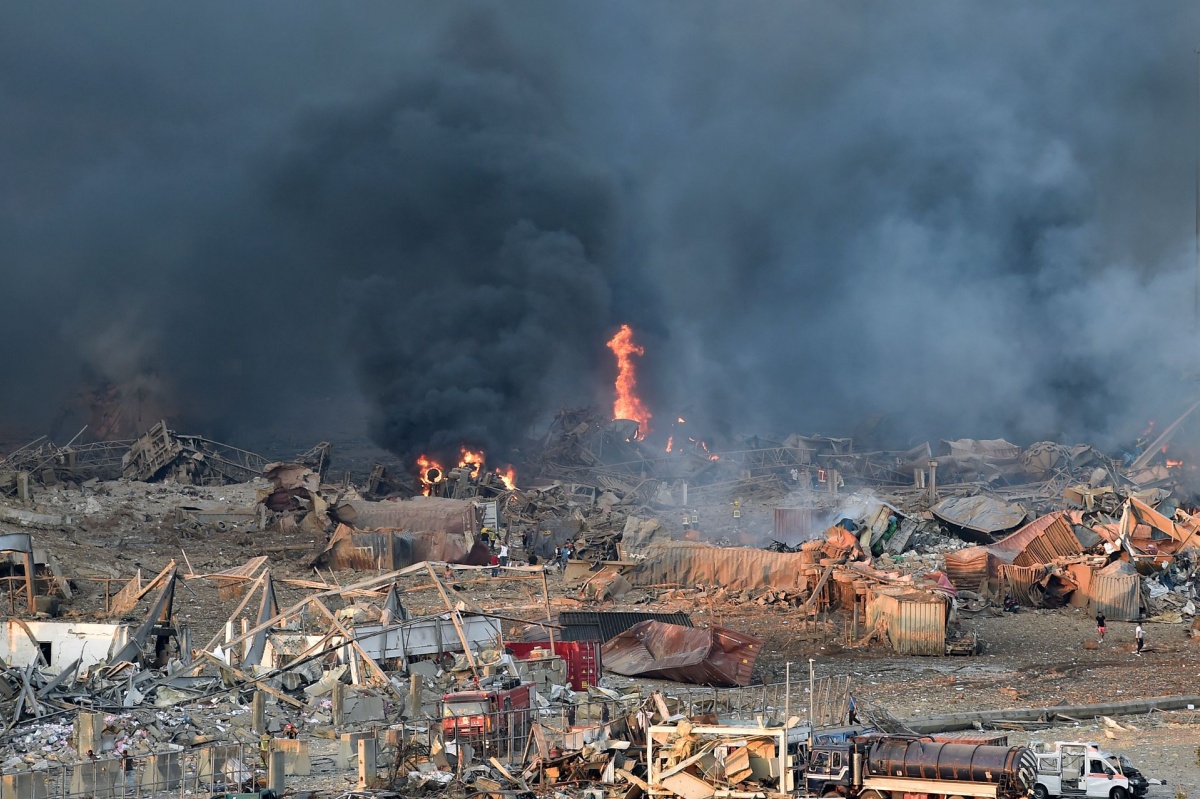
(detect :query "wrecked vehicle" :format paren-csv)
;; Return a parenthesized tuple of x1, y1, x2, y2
(1032, 742, 1149, 799)
(440, 678, 534, 748)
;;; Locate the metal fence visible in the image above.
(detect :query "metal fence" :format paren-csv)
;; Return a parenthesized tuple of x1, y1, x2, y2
(2, 742, 257, 799)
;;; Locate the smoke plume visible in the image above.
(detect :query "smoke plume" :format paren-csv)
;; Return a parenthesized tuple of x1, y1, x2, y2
(2, 2, 1200, 460)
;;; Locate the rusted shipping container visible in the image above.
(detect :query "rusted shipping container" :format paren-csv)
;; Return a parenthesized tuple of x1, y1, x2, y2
(865, 589, 947, 656)
(1088, 561, 1140, 621)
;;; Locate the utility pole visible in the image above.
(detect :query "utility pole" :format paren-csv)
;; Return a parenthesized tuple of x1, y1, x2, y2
(808, 658, 816, 750)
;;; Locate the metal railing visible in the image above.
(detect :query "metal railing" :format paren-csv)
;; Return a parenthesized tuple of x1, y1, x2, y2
(3, 742, 257, 799)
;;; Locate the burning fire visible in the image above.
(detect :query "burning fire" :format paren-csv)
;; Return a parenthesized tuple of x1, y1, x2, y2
(458, 448, 485, 476)
(417, 449, 517, 494)
(606, 324, 651, 438)
(665, 436, 674, 453)
(416, 454, 445, 496)
(495, 466, 517, 489)
(1167, 459, 1184, 469)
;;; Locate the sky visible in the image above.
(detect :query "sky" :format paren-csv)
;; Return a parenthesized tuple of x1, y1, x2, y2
(3, 2, 1200, 462)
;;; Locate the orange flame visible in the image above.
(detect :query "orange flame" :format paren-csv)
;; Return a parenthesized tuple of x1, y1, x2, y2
(416, 454, 445, 496)
(1167, 459, 1184, 469)
(495, 465, 517, 489)
(677, 416, 686, 424)
(666, 436, 674, 453)
(606, 324, 651, 438)
(459, 448, 485, 476)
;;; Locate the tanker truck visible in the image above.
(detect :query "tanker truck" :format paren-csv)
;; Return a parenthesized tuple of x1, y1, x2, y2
(803, 734, 1037, 799)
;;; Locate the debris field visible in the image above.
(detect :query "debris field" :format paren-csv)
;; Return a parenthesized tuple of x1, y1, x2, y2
(0, 409, 1198, 799)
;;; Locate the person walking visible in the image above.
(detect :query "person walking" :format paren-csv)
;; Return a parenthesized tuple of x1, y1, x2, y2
(1135, 623, 1144, 655)
(120, 748, 135, 792)
(1095, 612, 1106, 643)
(498, 542, 509, 569)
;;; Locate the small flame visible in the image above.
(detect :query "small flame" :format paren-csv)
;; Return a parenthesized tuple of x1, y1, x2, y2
(416, 454, 445, 496)
(495, 465, 517, 489)
(666, 436, 674, 453)
(606, 324, 651, 438)
(677, 416, 686, 424)
(1167, 459, 1184, 469)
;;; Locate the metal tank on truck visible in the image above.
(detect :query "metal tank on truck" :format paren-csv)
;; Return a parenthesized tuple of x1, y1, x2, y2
(804, 734, 1037, 799)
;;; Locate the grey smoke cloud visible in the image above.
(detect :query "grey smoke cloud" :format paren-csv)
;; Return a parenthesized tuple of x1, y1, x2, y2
(1, 2, 1197, 459)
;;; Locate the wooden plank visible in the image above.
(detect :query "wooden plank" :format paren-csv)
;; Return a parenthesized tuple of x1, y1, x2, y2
(202, 572, 267, 652)
(617, 768, 650, 791)
(424, 563, 478, 674)
(309, 599, 406, 701)
(657, 747, 710, 781)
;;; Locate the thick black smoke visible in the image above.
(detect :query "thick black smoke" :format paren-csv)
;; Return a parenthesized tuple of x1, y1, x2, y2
(2, 2, 1200, 460)
(257, 36, 622, 463)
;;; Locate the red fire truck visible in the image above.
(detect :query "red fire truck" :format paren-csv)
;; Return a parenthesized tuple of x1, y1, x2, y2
(441, 678, 534, 748)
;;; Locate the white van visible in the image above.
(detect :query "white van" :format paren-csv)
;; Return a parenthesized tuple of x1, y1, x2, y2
(1032, 742, 1148, 799)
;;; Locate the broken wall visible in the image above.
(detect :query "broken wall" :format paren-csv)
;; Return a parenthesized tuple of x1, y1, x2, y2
(1, 621, 130, 670)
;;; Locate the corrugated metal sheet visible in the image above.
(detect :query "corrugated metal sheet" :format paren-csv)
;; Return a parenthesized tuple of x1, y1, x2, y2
(931, 496, 1027, 534)
(1088, 561, 1140, 621)
(774, 508, 817, 541)
(506, 640, 602, 690)
(943, 438, 1021, 461)
(865, 590, 946, 656)
(314, 523, 470, 570)
(993, 511, 1082, 566)
(628, 543, 812, 592)
(559, 611, 692, 643)
(943, 546, 990, 591)
(601, 621, 762, 686)
(998, 563, 1047, 606)
(348, 497, 476, 536)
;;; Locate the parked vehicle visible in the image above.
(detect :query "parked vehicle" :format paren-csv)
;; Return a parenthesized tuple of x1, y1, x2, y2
(1031, 742, 1148, 799)
(803, 734, 1037, 799)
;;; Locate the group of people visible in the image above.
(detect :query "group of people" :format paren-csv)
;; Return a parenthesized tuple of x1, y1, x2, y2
(1095, 612, 1145, 655)
(481, 525, 573, 575)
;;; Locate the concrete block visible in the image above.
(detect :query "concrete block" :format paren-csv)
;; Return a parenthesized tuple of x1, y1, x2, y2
(269, 739, 311, 776)
(268, 751, 286, 794)
(336, 732, 376, 769)
(1, 772, 47, 799)
(195, 744, 251, 787)
(69, 761, 120, 799)
(356, 739, 377, 789)
(139, 753, 182, 791)
(75, 713, 102, 757)
(342, 695, 385, 724)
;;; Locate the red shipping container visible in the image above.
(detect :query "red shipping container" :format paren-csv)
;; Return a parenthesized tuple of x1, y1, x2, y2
(505, 640, 602, 691)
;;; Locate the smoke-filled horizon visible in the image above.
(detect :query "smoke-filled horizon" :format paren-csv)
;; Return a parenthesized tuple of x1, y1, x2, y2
(3, 2, 1200, 463)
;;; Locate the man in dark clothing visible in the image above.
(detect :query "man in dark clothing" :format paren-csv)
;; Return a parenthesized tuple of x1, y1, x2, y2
(1095, 612, 1106, 642)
